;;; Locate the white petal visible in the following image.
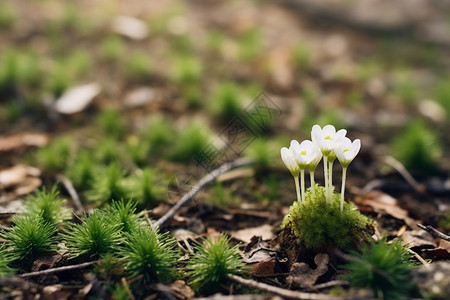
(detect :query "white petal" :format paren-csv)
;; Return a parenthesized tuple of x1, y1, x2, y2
(335, 129, 347, 142)
(323, 125, 336, 137)
(311, 125, 322, 144)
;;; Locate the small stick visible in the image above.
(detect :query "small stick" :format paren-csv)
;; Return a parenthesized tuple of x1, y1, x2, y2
(154, 158, 254, 228)
(407, 249, 429, 267)
(417, 224, 450, 242)
(57, 174, 84, 216)
(121, 277, 136, 300)
(311, 280, 350, 291)
(227, 274, 372, 300)
(383, 156, 422, 193)
(19, 261, 97, 278)
(0, 211, 18, 216)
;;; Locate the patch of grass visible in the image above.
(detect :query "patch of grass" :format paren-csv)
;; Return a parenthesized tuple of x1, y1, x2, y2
(23, 186, 71, 226)
(36, 137, 72, 173)
(171, 122, 210, 163)
(434, 76, 450, 114)
(141, 114, 176, 156)
(45, 64, 71, 97)
(392, 69, 420, 103)
(126, 136, 150, 167)
(96, 108, 127, 140)
(391, 120, 441, 174)
(64, 209, 121, 258)
(119, 226, 178, 282)
(244, 138, 278, 168)
(0, 50, 41, 94)
(343, 236, 415, 300)
(0, 245, 15, 278)
(128, 168, 167, 208)
(87, 163, 130, 204)
(291, 43, 311, 71)
(282, 185, 375, 250)
(93, 252, 123, 279)
(99, 35, 125, 63)
(0, 2, 15, 28)
(187, 235, 245, 294)
(67, 150, 96, 190)
(2, 215, 57, 261)
(170, 56, 202, 86)
(438, 213, 450, 233)
(211, 82, 244, 123)
(238, 28, 263, 62)
(106, 199, 143, 234)
(206, 30, 224, 55)
(206, 182, 234, 207)
(124, 51, 153, 82)
(95, 137, 123, 164)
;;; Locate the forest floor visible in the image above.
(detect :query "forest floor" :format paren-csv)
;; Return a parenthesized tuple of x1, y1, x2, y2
(0, 0, 449, 299)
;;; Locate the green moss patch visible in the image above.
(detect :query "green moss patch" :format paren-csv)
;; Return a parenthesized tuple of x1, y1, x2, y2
(282, 185, 375, 250)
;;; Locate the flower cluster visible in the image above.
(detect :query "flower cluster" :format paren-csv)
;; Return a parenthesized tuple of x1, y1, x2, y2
(281, 125, 360, 212)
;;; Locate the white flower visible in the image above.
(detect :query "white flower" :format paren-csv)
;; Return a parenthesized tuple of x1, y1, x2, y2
(281, 146, 300, 176)
(292, 140, 322, 171)
(311, 124, 347, 157)
(335, 137, 361, 168)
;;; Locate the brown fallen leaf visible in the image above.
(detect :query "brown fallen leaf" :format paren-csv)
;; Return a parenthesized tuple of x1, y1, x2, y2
(250, 258, 277, 277)
(354, 190, 418, 229)
(153, 280, 194, 300)
(401, 230, 437, 249)
(422, 239, 450, 259)
(286, 253, 329, 289)
(0, 165, 40, 188)
(231, 224, 275, 244)
(0, 133, 49, 153)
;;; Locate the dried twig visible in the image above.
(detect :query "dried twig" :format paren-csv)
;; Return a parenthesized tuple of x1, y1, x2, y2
(57, 174, 84, 216)
(19, 261, 97, 278)
(417, 224, 450, 242)
(0, 211, 18, 216)
(227, 274, 372, 300)
(154, 158, 255, 228)
(121, 277, 136, 300)
(382, 156, 423, 193)
(310, 280, 350, 291)
(407, 249, 429, 267)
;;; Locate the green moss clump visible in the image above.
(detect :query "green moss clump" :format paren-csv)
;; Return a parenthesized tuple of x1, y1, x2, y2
(282, 185, 375, 250)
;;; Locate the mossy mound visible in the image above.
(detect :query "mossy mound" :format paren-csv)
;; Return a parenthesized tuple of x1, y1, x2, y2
(282, 185, 375, 250)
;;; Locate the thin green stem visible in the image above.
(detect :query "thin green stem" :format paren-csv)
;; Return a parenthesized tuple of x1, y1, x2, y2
(340, 167, 347, 213)
(327, 160, 334, 204)
(309, 171, 315, 195)
(323, 156, 329, 203)
(293, 175, 301, 203)
(328, 161, 334, 190)
(300, 169, 305, 203)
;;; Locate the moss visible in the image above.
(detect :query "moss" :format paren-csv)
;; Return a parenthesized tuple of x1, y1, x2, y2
(282, 185, 375, 250)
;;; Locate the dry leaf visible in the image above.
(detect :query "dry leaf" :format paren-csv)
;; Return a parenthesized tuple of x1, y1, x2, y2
(0, 133, 49, 153)
(54, 83, 100, 114)
(231, 224, 275, 244)
(286, 253, 329, 288)
(401, 230, 437, 249)
(422, 239, 450, 259)
(124, 87, 156, 108)
(250, 258, 276, 277)
(355, 190, 418, 229)
(111, 16, 148, 40)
